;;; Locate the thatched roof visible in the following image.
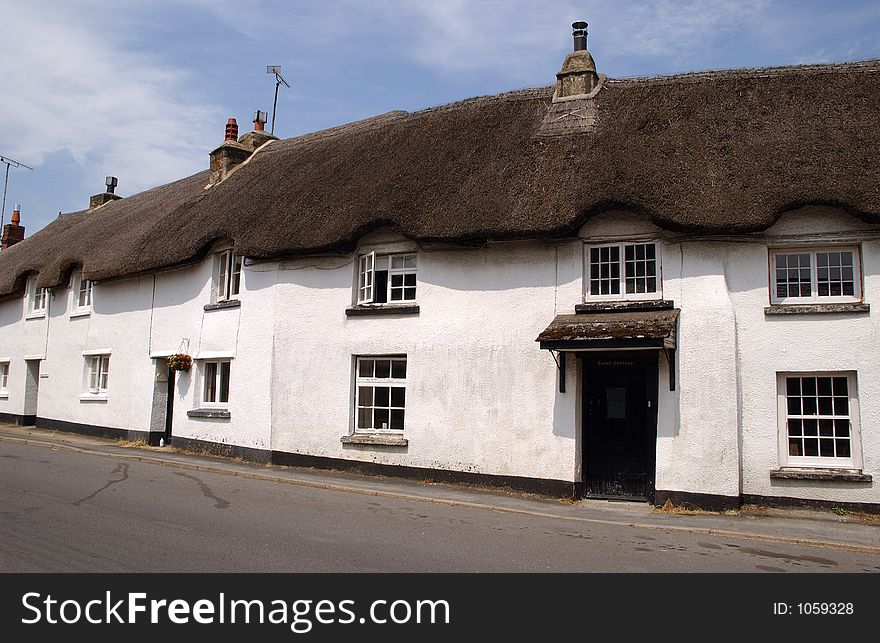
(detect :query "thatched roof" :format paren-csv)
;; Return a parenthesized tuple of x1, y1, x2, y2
(2, 59, 879, 296)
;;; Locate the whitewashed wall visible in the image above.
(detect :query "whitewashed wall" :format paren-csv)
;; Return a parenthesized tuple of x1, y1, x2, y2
(0, 205, 876, 504)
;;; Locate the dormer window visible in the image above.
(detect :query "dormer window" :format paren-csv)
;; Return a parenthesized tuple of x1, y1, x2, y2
(357, 253, 417, 305)
(27, 278, 48, 317)
(72, 272, 93, 315)
(215, 250, 242, 302)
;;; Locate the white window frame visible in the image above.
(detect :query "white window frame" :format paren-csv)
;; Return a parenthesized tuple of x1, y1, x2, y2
(0, 362, 9, 392)
(356, 252, 417, 305)
(201, 359, 231, 407)
(585, 241, 662, 301)
(777, 371, 862, 470)
(27, 278, 48, 317)
(86, 355, 110, 394)
(215, 250, 242, 302)
(354, 355, 407, 433)
(769, 246, 862, 305)
(72, 272, 93, 315)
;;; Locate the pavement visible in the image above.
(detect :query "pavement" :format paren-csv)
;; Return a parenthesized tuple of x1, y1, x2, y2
(1, 422, 877, 555)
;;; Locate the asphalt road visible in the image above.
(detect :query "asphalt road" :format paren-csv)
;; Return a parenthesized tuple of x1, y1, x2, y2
(0, 440, 877, 572)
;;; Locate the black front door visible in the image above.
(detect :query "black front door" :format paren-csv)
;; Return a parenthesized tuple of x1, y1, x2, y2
(164, 367, 175, 444)
(582, 354, 658, 500)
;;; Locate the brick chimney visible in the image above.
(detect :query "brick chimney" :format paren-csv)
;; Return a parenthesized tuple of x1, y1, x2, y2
(89, 176, 122, 210)
(209, 114, 278, 184)
(1, 203, 26, 250)
(553, 21, 600, 102)
(238, 110, 277, 152)
(209, 118, 251, 184)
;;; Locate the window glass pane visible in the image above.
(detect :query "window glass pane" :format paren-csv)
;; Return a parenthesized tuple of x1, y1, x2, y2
(786, 396, 801, 415)
(358, 360, 374, 378)
(390, 409, 405, 430)
(404, 274, 416, 287)
(836, 439, 851, 458)
(785, 377, 800, 396)
(390, 387, 405, 407)
(357, 407, 371, 429)
(391, 274, 403, 287)
(204, 363, 217, 402)
(787, 419, 802, 436)
(819, 419, 834, 436)
(374, 387, 390, 407)
(819, 438, 835, 457)
(801, 378, 816, 396)
(833, 397, 848, 415)
(375, 360, 391, 378)
(788, 439, 802, 456)
(834, 418, 850, 438)
(802, 419, 818, 436)
(403, 287, 416, 300)
(358, 386, 373, 407)
(219, 362, 230, 403)
(802, 397, 817, 415)
(803, 439, 819, 457)
(231, 255, 242, 296)
(391, 359, 407, 379)
(374, 408, 389, 430)
(818, 397, 833, 415)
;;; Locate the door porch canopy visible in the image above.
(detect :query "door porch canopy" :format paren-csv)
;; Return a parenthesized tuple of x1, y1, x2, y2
(536, 306, 680, 391)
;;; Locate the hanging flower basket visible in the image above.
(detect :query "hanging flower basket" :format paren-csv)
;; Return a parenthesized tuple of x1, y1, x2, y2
(166, 353, 192, 372)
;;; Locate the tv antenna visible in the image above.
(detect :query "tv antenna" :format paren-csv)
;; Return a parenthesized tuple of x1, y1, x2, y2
(266, 65, 291, 135)
(0, 154, 34, 231)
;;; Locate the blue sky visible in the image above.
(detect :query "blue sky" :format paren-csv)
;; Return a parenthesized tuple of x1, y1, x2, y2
(1, 0, 878, 234)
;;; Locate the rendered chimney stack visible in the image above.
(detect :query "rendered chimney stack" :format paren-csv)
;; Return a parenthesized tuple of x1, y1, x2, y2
(89, 176, 122, 210)
(553, 20, 599, 101)
(1, 203, 26, 250)
(225, 118, 239, 141)
(238, 110, 278, 155)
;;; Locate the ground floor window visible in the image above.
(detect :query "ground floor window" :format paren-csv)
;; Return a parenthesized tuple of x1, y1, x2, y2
(202, 360, 231, 405)
(355, 356, 406, 432)
(86, 355, 110, 394)
(0, 362, 8, 391)
(779, 372, 859, 468)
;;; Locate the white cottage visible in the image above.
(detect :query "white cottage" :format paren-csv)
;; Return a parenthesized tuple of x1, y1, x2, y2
(0, 25, 877, 511)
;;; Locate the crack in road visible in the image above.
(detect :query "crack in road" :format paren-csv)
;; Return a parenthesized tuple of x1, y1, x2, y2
(72, 463, 129, 506)
(174, 472, 230, 509)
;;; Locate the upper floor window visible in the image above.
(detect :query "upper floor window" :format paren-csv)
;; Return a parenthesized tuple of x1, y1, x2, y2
(0, 362, 9, 392)
(27, 278, 48, 317)
(586, 241, 660, 300)
(215, 250, 242, 302)
(770, 247, 861, 304)
(72, 272, 93, 314)
(357, 253, 417, 305)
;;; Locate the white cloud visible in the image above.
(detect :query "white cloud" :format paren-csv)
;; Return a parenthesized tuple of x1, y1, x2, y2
(0, 1, 220, 199)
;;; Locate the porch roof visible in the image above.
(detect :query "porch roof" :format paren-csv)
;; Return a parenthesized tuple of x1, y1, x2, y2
(536, 308, 680, 351)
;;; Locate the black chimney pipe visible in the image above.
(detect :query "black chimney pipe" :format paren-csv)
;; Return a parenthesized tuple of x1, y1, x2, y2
(572, 21, 588, 51)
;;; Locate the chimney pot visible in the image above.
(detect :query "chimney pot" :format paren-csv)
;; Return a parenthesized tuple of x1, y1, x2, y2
(11, 203, 20, 226)
(2, 203, 25, 250)
(225, 118, 239, 141)
(572, 21, 588, 52)
(253, 110, 267, 132)
(105, 176, 118, 194)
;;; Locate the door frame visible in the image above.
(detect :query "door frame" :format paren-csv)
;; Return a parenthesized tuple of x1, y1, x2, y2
(579, 351, 659, 502)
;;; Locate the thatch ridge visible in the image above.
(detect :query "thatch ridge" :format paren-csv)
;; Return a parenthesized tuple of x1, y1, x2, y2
(1, 58, 878, 295)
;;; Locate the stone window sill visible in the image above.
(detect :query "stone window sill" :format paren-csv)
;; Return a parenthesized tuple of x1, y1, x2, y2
(341, 433, 408, 447)
(575, 300, 674, 314)
(79, 393, 108, 402)
(70, 309, 91, 319)
(204, 299, 241, 311)
(764, 303, 869, 315)
(187, 408, 231, 419)
(0, 392, 8, 399)
(25, 312, 46, 320)
(345, 304, 419, 317)
(770, 468, 872, 482)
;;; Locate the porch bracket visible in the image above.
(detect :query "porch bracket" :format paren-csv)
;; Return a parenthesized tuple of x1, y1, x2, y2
(550, 350, 566, 393)
(664, 346, 676, 391)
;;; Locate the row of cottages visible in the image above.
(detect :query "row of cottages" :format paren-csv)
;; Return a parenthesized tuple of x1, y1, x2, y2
(0, 27, 877, 512)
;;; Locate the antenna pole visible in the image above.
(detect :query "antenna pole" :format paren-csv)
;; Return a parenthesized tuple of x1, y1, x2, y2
(1, 163, 9, 231)
(0, 155, 33, 232)
(271, 77, 281, 135)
